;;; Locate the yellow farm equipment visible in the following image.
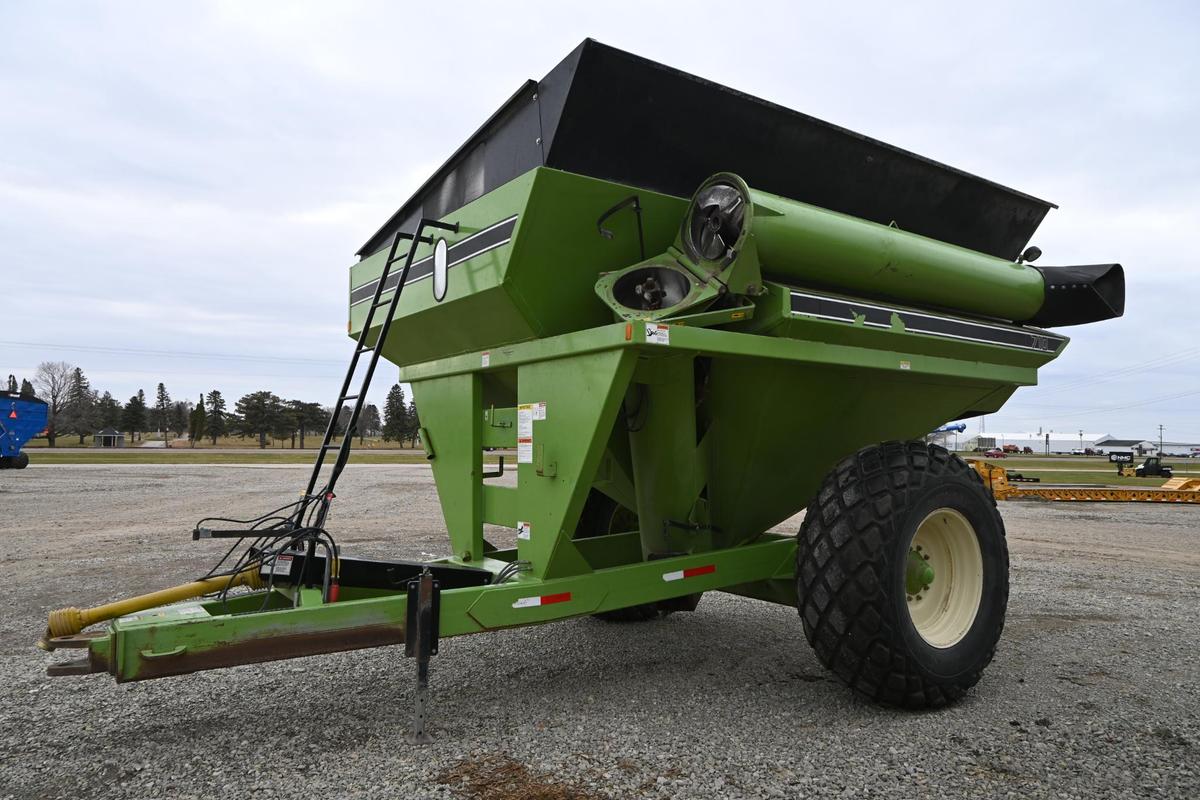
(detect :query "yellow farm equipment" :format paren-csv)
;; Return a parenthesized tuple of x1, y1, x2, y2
(971, 461, 1200, 504)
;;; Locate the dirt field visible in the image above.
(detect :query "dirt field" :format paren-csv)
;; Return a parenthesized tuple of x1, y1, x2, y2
(1, 465, 1197, 799)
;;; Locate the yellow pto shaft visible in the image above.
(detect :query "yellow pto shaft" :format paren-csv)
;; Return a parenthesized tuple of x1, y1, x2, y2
(42, 567, 265, 643)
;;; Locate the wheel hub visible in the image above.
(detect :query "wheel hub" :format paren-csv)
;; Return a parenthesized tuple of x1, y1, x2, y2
(905, 548, 935, 597)
(905, 508, 984, 648)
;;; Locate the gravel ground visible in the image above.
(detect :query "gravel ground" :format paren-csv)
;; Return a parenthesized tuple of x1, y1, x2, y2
(1, 465, 1198, 799)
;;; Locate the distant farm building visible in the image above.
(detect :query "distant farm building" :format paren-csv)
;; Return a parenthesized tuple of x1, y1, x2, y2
(1094, 437, 1200, 457)
(963, 432, 1109, 454)
(93, 428, 126, 448)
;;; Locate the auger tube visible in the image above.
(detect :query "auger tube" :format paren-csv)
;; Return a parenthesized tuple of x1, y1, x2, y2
(680, 172, 1123, 327)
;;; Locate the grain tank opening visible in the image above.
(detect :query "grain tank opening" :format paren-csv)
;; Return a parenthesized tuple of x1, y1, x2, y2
(611, 264, 695, 311)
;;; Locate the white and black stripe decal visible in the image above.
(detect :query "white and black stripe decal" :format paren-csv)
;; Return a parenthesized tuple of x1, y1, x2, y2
(789, 290, 1064, 353)
(350, 215, 518, 306)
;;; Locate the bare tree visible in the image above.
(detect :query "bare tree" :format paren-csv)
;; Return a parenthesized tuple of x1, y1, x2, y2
(34, 361, 73, 447)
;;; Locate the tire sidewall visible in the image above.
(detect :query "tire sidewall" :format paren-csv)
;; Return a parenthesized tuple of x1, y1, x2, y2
(889, 478, 1006, 681)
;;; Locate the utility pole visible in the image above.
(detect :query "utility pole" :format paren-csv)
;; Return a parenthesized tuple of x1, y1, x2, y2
(1159, 424, 1164, 455)
(1079, 429, 1084, 451)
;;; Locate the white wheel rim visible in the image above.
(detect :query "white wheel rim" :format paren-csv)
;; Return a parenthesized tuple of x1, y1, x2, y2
(906, 508, 983, 649)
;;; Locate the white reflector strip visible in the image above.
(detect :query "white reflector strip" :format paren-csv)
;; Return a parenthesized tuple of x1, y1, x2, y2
(662, 564, 716, 582)
(511, 592, 571, 609)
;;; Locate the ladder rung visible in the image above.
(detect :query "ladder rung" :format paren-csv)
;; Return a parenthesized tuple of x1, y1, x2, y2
(320, 443, 340, 451)
(356, 345, 374, 355)
(373, 298, 392, 308)
(341, 394, 360, 402)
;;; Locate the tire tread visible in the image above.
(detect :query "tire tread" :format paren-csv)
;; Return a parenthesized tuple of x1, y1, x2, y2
(796, 441, 1009, 708)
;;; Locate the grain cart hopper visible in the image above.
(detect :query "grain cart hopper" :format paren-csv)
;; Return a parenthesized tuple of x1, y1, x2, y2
(1, 375, 47, 469)
(40, 40, 1125, 723)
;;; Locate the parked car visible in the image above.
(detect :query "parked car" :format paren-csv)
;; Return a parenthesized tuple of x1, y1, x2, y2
(1022, 447, 1034, 454)
(983, 448, 1007, 458)
(1002, 444, 1019, 453)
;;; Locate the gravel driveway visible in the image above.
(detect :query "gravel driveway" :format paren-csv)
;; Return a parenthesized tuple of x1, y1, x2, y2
(2, 465, 1197, 799)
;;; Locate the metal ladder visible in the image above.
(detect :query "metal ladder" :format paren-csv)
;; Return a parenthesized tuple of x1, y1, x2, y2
(292, 216, 459, 531)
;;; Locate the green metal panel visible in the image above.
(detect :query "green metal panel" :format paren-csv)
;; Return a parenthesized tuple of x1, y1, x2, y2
(349, 168, 687, 367)
(411, 374, 484, 563)
(483, 485, 519, 529)
(627, 355, 709, 556)
(511, 348, 636, 578)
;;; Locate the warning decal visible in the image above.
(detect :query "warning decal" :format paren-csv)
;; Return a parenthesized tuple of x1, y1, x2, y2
(645, 323, 670, 345)
(517, 520, 531, 540)
(266, 553, 294, 577)
(517, 404, 534, 463)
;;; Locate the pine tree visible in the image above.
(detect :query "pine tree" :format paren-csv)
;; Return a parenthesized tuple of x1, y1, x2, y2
(20, 378, 35, 397)
(360, 404, 381, 442)
(96, 391, 122, 429)
(170, 400, 190, 439)
(405, 399, 420, 448)
(204, 390, 227, 445)
(235, 391, 286, 449)
(189, 395, 207, 448)
(153, 383, 171, 443)
(121, 390, 147, 442)
(287, 400, 327, 449)
(61, 367, 97, 445)
(382, 384, 407, 442)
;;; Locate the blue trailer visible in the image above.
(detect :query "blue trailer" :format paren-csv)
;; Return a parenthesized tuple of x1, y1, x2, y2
(1, 377, 48, 469)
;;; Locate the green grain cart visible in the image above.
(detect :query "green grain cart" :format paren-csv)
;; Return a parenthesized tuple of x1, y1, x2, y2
(41, 41, 1124, 730)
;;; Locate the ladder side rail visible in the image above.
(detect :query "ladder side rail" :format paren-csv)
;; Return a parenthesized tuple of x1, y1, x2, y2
(300, 229, 413, 501)
(314, 217, 460, 514)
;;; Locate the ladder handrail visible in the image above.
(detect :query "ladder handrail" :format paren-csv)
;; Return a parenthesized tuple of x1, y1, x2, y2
(293, 216, 458, 529)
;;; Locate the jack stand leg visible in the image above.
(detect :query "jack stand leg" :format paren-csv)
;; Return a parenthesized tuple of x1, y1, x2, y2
(405, 568, 439, 745)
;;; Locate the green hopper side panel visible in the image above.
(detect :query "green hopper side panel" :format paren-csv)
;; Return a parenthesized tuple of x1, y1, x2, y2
(348, 168, 687, 367)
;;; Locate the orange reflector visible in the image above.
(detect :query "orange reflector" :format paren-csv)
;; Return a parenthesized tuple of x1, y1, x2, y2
(624, 322, 632, 341)
(8, 409, 15, 419)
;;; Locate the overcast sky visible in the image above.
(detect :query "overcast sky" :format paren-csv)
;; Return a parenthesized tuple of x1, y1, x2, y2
(2, 1, 1197, 442)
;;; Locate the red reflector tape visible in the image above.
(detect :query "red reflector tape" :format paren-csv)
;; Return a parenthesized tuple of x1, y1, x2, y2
(8, 410, 16, 419)
(662, 564, 716, 582)
(512, 592, 571, 609)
